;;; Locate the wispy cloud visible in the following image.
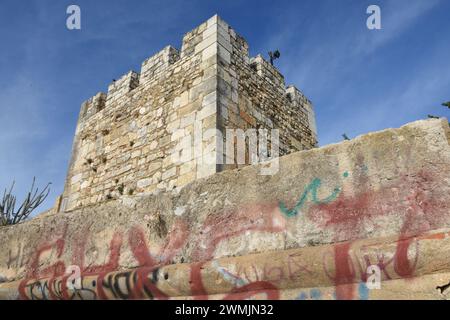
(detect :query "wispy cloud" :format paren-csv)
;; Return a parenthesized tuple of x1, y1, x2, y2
(353, 0, 442, 55)
(0, 73, 69, 213)
(255, 0, 448, 145)
(273, 0, 442, 89)
(0, 0, 449, 217)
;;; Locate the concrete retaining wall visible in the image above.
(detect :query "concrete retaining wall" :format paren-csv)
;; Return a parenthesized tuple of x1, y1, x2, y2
(0, 118, 449, 300)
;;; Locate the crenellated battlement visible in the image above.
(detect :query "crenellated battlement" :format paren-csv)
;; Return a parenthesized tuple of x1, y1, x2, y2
(79, 92, 106, 121)
(106, 70, 140, 103)
(77, 15, 294, 125)
(79, 70, 140, 122)
(62, 14, 318, 212)
(140, 46, 180, 85)
(250, 55, 285, 91)
(286, 85, 311, 106)
(79, 47, 179, 122)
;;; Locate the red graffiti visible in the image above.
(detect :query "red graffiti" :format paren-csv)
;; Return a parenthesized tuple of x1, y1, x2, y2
(333, 243, 355, 300)
(16, 166, 446, 300)
(188, 202, 287, 299)
(127, 220, 189, 299)
(310, 167, 448, 299)
(192, 203, 286, 261)
(129, 219, 189, 268)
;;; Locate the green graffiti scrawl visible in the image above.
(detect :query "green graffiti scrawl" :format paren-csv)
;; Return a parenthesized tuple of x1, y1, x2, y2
(279, 172, 348, 217)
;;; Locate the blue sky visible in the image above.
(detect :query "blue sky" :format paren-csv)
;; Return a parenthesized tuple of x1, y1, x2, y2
(0, 0, 449, 213)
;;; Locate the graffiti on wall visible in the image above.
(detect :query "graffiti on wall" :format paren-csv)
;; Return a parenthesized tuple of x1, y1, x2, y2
(15, 228, 440, 300)
(279, 172, 348, 217)
(8, 162, 449, 300)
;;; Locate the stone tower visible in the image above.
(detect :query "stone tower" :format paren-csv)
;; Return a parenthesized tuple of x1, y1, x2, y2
(59, 15, 317, 212)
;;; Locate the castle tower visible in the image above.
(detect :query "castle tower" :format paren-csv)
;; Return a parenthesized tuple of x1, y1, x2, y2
(60, 15, 318, 212)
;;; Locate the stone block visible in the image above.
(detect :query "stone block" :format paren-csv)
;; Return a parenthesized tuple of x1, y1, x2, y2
(162, 167, 177, 180)
(137, 178, 152, 189)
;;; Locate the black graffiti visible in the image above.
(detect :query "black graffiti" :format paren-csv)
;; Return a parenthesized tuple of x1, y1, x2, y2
(100, 268, 162, 300)
(24, 278, 97, 300)
(102, 271, 138, 299)
(25, 280, 50, 300)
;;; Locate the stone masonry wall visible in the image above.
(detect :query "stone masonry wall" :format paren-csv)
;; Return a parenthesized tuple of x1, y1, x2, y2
(0, 119, 448, 300)
(61, 15, 317, 212)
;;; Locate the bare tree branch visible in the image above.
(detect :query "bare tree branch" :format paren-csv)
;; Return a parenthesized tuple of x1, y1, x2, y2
(0, 177, 51, 226)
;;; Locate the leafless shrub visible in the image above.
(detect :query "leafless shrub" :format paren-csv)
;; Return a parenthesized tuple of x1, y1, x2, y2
(0, 177, 51, 226)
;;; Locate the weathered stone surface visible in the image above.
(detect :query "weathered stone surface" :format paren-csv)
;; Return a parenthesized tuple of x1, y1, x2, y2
(1, 227, 450, 300)
(60, 15, 317, 212)
(0, 118, 448, 300)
